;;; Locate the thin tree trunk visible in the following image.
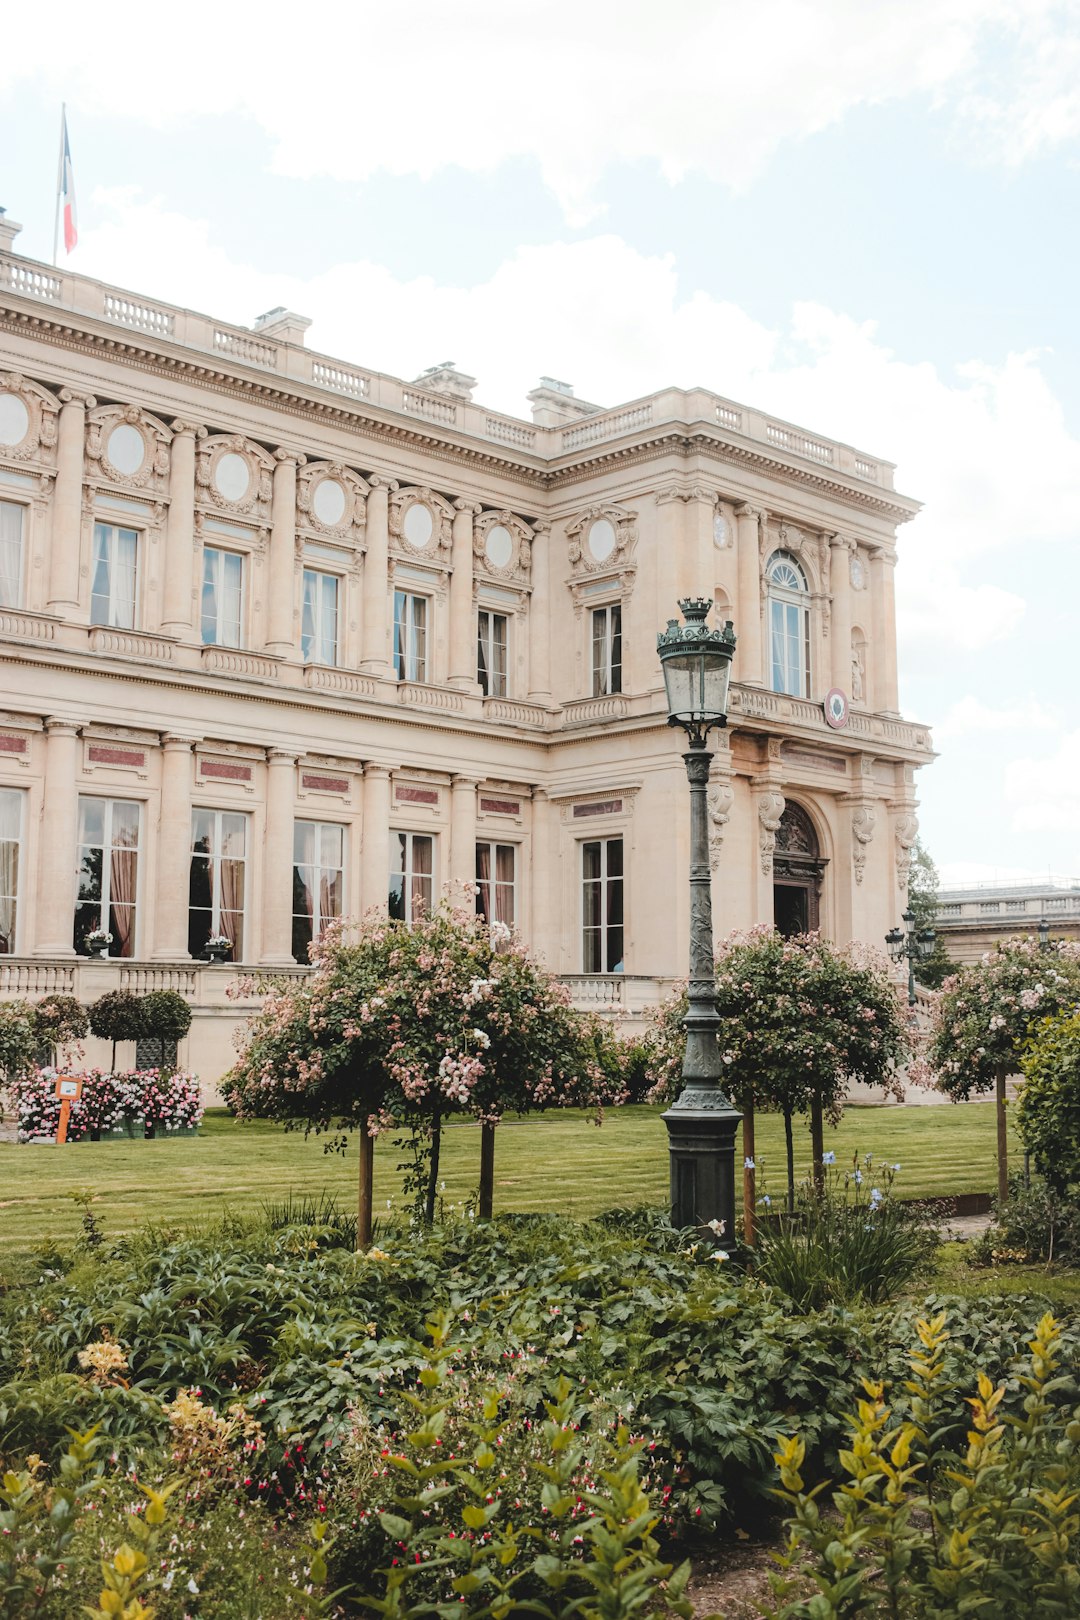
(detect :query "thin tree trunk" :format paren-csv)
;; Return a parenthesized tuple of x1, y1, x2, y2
(742, 1090, 756, 1244)
(357, 1128, 374, 1250)
(996, 1065, 1009, 1207)
(784, 1108, 795, 1215)
(810, 1095, 825, 1196)
(479, 1122, 495, 1219)
(424, 1112, 442, 1225)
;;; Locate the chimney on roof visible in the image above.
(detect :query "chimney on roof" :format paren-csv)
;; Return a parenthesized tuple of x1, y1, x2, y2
(413, 362, 477, 402)
(0, 211, 24, 254)
(526, 377, 603, 427)
(254, 307, 313, 346)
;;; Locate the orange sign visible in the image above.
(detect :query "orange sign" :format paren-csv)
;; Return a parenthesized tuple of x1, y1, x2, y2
(54, 1074, 82, 1144)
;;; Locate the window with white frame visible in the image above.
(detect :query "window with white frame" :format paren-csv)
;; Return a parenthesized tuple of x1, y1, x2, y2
(0, 788, 22, 954)
(581, 837, 624, 972)
(302, 569, 339, 665)
(292, 820, 344, 963)
(767, 551, 811, 698)
(189, 809, 248, 959)
(477, 610, 508, 697)
(591, 604, 622, 696)
(475, 841, 516, 928)
(394, 590, 428, 682)
(201, 547, 244, 647)
(389, 831, 434, 923)
(74, 797, 140, 957)
(0, 501, 25, 609)
(91, 523, 138, 629)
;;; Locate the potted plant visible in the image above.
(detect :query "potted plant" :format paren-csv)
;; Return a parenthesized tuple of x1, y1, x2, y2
(202, 934, 233, 964)
(85, 928, 112, 959)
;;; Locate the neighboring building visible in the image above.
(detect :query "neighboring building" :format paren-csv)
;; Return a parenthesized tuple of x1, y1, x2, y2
(935, 880, 1080, 965)
(0, 214, 933, 1084)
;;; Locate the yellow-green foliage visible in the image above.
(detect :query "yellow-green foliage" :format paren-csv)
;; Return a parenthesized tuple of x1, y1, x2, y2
(764, 1310, 1080, 1618)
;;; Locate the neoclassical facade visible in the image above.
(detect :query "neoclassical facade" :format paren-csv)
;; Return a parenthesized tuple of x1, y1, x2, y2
(0, 214, 934, 1083)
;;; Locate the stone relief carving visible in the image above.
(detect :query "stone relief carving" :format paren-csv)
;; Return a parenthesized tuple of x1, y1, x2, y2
(851, 804, 877, 886)
(707, 779, 735, 868)
(296, 460, 368, 544)
(565, 504, 637, 578)
(196, 434, 274, 522)
(756, 789, 785, 876)
(893, 811, 919, 893)
(86, 402, 171, 494)
(851, 641, 866, 703)
(0, 372, 60, 463)
(388, 485, 454, 564)
(473, 508, 534, 587)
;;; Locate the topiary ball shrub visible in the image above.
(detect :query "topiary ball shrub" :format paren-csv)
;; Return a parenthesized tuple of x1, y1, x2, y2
(31, 994, 89, 1050)
(89, 990, 146, 1072)
(139, 989, 193, 1042)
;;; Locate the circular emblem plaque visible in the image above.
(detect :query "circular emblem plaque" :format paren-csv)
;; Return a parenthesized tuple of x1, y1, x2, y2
(824, 688, 849, 729)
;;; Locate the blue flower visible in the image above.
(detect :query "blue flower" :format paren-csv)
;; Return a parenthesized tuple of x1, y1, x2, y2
(744, 1156, 756, 1170)
(822, 1151, 836, 1166)
(853, 1169, 863, 1185)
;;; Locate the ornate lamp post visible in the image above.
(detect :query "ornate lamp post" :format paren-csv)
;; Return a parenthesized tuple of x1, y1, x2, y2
(885, 909, 936, 1005)
(656, 598, 741, 1240)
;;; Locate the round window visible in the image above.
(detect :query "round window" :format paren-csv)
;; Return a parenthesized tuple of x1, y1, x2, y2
(106, 423, 146, 477)
(484, 524, 514, 569)
(214, 452, 251, 502)
(587, 517, 617, 563)
(313, 478, 347, 527)
(0, 393, 30, 448)
(404, 502, 435, 548)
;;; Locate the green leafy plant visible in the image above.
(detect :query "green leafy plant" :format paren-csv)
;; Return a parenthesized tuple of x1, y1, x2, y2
(88, 992, 146, 1074)
(0, 1424, 103, 1619)
(1018, 1008, 1080, 1192)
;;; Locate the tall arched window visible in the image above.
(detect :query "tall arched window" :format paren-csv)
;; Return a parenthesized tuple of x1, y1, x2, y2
(767, 551, 810, 697)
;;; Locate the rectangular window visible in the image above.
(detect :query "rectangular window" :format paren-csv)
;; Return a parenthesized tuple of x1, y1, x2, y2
(477, 610, 508, 697)
(292, 820, 345, 963)
(394, 590, 428, 682)
(201, 547, 244, 647)
(301, 569, 339, 665)
(475, 841, 516, 928)
(389, 831, 434, 924)
(189, 809, 247, 960)
(74, 797, 140, 957)
(582, 837, 624, 972)
(591, 604, 622, 696)
(769, 599, 808, 697)
(0, 502, 25, 609)
(91, 523, 138, 629)
(0, 788, 22, 954)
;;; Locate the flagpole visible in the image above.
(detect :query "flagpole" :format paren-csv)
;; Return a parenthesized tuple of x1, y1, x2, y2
(52, 105, 66, 267)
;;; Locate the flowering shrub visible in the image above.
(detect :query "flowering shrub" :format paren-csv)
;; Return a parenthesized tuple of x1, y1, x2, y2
(0, 998, 39, 1094)
(224, 908, 614, 1221)
(1018, 1008, 1080, 1192)
(927, 938, 1080, 1101)
(30, 994, 89, 1056)
(6, 1067, 203, 1141)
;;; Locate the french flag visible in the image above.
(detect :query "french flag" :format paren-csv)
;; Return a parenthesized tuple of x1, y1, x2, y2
(60, 110, 77, 254)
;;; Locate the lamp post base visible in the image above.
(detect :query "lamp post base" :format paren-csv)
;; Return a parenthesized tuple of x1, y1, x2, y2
(663, 1087, 741, 1240)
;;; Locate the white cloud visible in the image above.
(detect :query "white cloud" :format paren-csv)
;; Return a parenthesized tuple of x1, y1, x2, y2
(932, 695, 1060, 739)
(4, 0, 1073, 219)
(1005, 729, 1080, 836)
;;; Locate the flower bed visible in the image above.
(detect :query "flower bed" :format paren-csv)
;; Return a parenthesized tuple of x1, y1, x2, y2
(9, 1066, 203, 1143)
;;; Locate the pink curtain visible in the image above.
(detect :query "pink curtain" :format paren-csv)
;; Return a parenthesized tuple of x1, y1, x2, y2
(0, 835, 15, 952)
(109, 842, 136, 957)
(476, 843, 492, 919)
(495, 844, 515, 925)
(411, 837, 432, 919)
(220, 858, 243, 953)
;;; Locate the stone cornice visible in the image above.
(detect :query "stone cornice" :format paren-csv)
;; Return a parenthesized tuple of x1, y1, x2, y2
(0, 295, 919, 526)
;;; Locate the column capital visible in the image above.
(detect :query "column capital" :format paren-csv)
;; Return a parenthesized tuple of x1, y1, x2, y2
(453, 498, 482, 516)
(160, 733, 198, 752)
(367, 474, 398, 492)
(451, 774, 482, 791)
(364, 761, 394, 780)
(734, 501, 765, 522)
(44, 717, 80, 738)
(58, 389, 95, 409)
(170, 419, 206, 440)
(267, 747, 299, 766)
(273, 447, 306, 468)
(828, 531, 855, 553)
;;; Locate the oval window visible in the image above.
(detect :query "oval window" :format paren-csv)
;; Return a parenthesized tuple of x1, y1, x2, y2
(313, 478, 347, 527)
(485, 525, 513, 568)
(214, 452, 251, 502)
(0, 393, 30, 448)
(404, 502, 434, 547)
(587, 517, 617, 563)
(106, 423, 146, 476)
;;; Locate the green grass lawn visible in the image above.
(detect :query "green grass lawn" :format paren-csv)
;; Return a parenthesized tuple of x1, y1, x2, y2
(0, 1100, 1021, 1252)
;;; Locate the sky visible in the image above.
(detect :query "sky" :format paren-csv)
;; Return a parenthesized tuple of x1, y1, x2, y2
(2, 0, 1079, 889)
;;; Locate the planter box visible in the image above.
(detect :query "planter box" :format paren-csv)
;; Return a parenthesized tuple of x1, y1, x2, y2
(165, 1124, 199, 1137)
(123, 1117, 147, 1139)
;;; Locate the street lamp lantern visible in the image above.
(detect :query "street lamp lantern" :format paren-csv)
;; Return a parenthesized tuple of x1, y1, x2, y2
(657, 598, 737, 748)
(657, 599, 741, 1244)
(886, 909, 935, 1005)
(1038, 917, 1050, 952)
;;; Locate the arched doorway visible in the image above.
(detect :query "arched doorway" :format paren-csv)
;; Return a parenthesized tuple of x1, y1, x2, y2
(773, 802, 828, 936)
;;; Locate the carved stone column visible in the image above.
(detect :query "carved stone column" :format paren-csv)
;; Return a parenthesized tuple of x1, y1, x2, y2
(361, 478, 393, 678)
(266, 450, 302, 657)
(528, 788, 552, 960)
(449, 775, 479, 906)
(527, 522, 552, 705)
(829, 534, 853, 695)
(360, 764, 392, 915)
(262, 749, 298, 964)
(48, 393, 90, 615)
(152, 734, 196, 960)
(449, 500, 481, 690)
(160, 423, 201, 638)
(734, 504, 763, 685)
(35, 719, 80, 956)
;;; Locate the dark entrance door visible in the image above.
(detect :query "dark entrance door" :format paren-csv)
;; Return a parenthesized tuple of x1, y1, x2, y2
(772, 802, 828, 936)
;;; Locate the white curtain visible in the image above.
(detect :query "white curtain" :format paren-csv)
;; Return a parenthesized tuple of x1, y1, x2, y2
(0, 503, 23, 608)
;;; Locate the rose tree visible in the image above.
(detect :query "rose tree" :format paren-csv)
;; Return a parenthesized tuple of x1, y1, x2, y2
(223, 908, 613, 1239)
(926, 937, 1080, 1203)
(646, 927, 910, 1226)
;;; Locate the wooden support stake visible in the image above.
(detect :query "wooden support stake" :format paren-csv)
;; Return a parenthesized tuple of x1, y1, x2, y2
(996, 1066, 1009, 1208)
(479, 1122, 495, 1219)
(358, 1128, 374, 1250)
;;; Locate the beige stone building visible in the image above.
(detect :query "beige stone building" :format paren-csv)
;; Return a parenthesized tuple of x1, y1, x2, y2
(935, 881, 1080, 965)
(0, 214, 933, 1084)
